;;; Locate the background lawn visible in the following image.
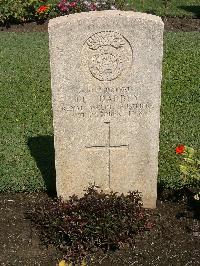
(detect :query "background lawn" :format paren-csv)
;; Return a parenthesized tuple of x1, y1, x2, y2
(0, 31, 199, 192)
(128, 0, 200, 18)
(160, 31, 200, 188)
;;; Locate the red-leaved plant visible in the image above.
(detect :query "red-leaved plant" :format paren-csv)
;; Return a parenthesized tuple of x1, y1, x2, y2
(28, 186, 153, 263)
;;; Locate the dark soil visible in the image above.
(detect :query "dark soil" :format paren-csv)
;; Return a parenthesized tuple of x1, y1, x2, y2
(0, 191, 199, 266)
(163, 17, 200, 32)
(0, 17, 200, 33)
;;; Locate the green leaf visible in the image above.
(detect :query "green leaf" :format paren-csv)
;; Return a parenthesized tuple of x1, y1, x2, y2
(180, 165, 188, 174)
(184, 158, 195, 164)
(186, 146, 195, 158)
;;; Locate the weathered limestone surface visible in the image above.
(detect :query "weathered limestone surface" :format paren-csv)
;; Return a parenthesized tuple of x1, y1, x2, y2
(49, 11, 164, 208)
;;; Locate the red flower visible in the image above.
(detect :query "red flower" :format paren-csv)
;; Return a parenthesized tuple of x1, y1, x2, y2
(175, 145, 185, 154)
(69, 1, 77, 7)
(36, 5, 49, 13)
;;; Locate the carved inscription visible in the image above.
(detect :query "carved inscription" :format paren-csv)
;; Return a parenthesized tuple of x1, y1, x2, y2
(62, 86, 153, 118)
(82, 31, 133, 81)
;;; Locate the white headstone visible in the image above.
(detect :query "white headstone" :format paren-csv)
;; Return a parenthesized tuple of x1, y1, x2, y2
(49, 11, 164, 208)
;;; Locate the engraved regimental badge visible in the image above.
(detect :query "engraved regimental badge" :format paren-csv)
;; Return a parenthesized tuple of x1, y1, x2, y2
(82, 31, 133, 82)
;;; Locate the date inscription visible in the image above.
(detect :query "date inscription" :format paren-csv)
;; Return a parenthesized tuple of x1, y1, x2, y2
(62, 86, 153, 118)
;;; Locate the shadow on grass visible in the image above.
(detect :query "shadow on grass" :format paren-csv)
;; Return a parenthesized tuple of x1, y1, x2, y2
(28, 135, 56, 197)
(178, 5, 200, 18)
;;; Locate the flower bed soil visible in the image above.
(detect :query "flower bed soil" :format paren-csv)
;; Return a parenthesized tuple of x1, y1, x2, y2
(0, 17, 200, 32)
(0, 191, 199, 266)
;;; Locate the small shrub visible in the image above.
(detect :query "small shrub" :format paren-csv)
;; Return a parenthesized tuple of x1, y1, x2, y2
(0, 0, 56, 25)
(176, 145, 200, 200)
(28, 186, 152, 262)
(0, 0, 29, 24)
(0, 0, 118, 25)
(176, 145, 200, 186)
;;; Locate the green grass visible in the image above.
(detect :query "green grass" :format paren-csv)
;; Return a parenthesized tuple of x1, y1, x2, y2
(126, 0, 200, 18)
(0, 33, 52, 192)
(0, 31, 199, 192)
(159, 32, 200, 188)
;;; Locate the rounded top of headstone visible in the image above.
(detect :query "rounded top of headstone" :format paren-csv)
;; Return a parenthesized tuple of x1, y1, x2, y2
(48, 10, 164, 31)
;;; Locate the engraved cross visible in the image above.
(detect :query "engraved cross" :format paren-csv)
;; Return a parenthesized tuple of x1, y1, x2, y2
(86, 122, 129, 188)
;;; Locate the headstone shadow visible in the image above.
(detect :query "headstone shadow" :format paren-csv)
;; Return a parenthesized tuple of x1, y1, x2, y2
(178, 5, 200, 18)
(27, 135, 56, 197)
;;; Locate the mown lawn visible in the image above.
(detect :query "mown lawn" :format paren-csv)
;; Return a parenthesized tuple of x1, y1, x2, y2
(160, 31, 200, 188)
(128, 0, 200, 18)
(0, 31, 199, 192)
